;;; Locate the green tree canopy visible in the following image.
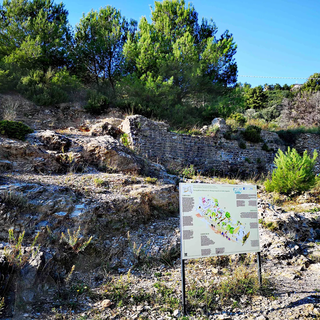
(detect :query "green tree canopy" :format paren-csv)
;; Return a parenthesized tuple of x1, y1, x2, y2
(73, 6, 137, 90)
(122, 0, 237, 115)
(244, 85, 267, 109)
(301, 73, 320, 92)
(0, 0, 71, 70)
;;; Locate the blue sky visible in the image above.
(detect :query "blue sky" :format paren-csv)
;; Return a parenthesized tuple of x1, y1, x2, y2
(63, 0, 320, 87)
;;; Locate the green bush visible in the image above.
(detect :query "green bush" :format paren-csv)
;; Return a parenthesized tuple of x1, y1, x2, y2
(262, 142, 271, 152)
(242, 125, 262, 143)
(228, 112, 246, 126)
(0, 63, 22, 93)
(238, 140, 246, 149)
(223, 131, 233, 140)
(0, 120, 33, 140)
(17, 68, 81, 106)
(265, 147, 318, 194)
(84, 91, 109, 115)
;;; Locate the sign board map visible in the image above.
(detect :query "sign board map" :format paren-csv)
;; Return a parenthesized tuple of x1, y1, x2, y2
(180, 183, 260, 260)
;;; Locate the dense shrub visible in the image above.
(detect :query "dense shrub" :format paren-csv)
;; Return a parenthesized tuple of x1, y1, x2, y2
(84, 91, 110, 115)
(301, 73, 320, 93)
(228, 113, 246, 126)
(238, 140, 246, 149)
(0, 63, 21, 93)
(277, 129, 299, 145)
(17, 68, 81, 106)
(242, 125, 262, 143)
(265, 147, 318, 194)
(0, 69, 14, 93)
(0, 120, 33, 140)
(259, 105, 281, 122)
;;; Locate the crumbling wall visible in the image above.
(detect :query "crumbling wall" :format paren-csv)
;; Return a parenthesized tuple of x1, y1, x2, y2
(121, 115, 285, 176)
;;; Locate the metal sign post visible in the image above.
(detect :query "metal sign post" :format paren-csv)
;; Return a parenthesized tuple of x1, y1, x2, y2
(181, 258, 186, 315)
(257, 251, 262, 286)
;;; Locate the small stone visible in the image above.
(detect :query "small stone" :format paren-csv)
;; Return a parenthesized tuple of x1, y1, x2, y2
(54, 211, 67, 217)
(173, 309, 180, 317)
(136, 305, 144, 312)
(101, 299, 112, 308)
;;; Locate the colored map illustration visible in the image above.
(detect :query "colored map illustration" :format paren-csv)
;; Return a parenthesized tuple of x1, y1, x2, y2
(196, 196, 250, 245)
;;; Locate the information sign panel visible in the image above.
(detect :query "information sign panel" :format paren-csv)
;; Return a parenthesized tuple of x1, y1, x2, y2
(180, 183, 260, 260)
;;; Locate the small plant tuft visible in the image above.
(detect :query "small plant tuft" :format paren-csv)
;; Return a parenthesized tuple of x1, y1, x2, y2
(144, 177, 158, 184)
(181, 164, 196, 178)
(120, 133, 130, 147)
(60, 227, 92, 253)
(4, 229, 39, 269)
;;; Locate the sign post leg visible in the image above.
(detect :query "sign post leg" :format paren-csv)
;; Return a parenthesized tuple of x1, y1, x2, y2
(181, 258, 186, 316)
(257, 251, 262, 287)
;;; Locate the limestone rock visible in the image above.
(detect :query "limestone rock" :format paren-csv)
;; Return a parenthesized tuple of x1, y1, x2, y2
(82, 135, 141, 173)
(0, 160, 13, 171)
(90, 120, 123, 138)
(211, 118, 230, 132)
(27, 130, 71, 152)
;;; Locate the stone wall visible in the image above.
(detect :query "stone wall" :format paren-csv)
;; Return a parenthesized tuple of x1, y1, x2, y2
(121, 115, 285, 176)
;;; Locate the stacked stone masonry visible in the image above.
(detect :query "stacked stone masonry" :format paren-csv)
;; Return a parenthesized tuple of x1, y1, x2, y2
(121, 115, 286, 176)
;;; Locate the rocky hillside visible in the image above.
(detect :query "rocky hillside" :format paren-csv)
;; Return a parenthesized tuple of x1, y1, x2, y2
(0, 95, 319, 319)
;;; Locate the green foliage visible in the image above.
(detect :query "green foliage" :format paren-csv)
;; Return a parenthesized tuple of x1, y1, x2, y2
(181, 164, 196, 178)
(276, 127, 320, 145)
(212, 264, 268, 303)
(238, 140, 246, 149)
(17, 68, 81, 106)
(202, 86, 246, 121)
(244, 86, 267, 110)
(261, 142, 272, 152)
(74, 6, 136, 89)
(301, 73, 320, 92)
(0, 0, 71, 70)
(0, 62, 22, 93)
(228, 112, 246, 126)
(0, 68, 14, 92)
(223, 131, 234, 140)
(206, 125, 219, 136)
(144, 177, 158, 184)
(84, 90, 109, 115)
(60, 226, 92, 253)
(4, 229, 39, 269)
(259, 219, 278, 231)
(122, 0, 237, 120)
(0, 120, 33, 140)
(265, 88, 292, 108)
(242, 125, 262, 143)
(265, 147, 318, 194)
(120, 133, 130, 147)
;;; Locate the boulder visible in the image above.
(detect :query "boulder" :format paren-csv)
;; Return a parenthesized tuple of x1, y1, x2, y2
(81, 135, 141, 173)
(211, 118, 230, 132)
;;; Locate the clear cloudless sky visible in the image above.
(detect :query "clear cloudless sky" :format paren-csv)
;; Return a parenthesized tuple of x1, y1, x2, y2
(62, 0, 320, 87)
